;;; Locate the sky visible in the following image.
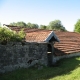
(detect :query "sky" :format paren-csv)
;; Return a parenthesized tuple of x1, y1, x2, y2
(0, 0, 80, 31)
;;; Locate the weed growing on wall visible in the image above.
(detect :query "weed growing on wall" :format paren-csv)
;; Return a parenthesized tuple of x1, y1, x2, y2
(0, 27, 25, 44)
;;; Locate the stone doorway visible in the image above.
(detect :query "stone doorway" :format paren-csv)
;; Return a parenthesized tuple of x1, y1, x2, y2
(47, 44, 53, 66)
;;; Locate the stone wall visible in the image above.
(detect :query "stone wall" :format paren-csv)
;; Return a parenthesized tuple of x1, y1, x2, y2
(0, 42, 47, 73)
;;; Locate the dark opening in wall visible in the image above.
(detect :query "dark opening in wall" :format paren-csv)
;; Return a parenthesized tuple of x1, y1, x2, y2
(47, 44, 53, 66)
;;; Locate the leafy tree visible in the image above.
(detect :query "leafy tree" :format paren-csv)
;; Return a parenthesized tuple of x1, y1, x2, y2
(10, 22, 39, 28)
(48, 20, 66, 31)
(16, 22, 27, 27)
(27, 22, 31, 27)
(74, 19, 80, 33)
(10, 21, 28, 27)
(59, 26, 66, 31)
(32, 24, 39, 28)
(39, 25, 47, 29)
(10, 22, 17, 26)
(27, 22, 39, 28)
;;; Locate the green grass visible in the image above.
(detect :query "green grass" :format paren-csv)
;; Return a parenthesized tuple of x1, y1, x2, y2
(0, 57, 80, 80)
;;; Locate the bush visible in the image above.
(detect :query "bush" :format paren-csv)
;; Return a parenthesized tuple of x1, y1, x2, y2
(0, 27, 25, 44)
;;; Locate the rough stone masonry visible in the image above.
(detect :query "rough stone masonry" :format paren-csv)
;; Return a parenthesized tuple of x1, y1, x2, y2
(0, 42, 48, 73)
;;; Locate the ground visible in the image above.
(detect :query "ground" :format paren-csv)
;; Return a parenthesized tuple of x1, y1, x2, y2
(0, 56, 80, 80)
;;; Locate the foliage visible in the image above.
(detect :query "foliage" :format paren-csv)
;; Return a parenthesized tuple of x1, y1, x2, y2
(9, 21, 66, 31)
(39, 25, 47, 29)
(18, 29, 25, 40)
(74, 19, 80, 33)
(0, 27, 25, 44)
(48, 20, 66, 31)
(10, 21, 28, 27)
(0, 57, 80, 80)
(10, 22, 39, 28)
(27, 22, 39, 28)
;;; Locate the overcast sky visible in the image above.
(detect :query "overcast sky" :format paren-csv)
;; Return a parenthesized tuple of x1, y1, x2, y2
(0, 0, 80, 31)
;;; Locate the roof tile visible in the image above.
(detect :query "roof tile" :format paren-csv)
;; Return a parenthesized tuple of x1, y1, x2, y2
(25, 30, 52, 42)
(5, 25, 53, 42)
(54, 31, 80, 56)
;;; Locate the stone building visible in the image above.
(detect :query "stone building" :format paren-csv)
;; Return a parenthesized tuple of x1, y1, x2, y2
(4, 24, 80, 63)
(4, 24, 59, 66)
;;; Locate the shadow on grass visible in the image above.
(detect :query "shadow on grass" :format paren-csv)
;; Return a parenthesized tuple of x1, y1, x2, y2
(0, 57, 80, 80)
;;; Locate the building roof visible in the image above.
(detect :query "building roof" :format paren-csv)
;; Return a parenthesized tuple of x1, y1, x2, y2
(54, 31, 80, 56)
(4, 24, 59, 42)
(25, 30, 59, 42)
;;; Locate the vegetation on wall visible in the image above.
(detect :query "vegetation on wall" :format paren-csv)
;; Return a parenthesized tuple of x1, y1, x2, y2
(0, 27, 25, 44)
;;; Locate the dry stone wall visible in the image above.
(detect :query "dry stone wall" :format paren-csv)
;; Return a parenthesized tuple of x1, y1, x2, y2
(0, 42, 47, 73)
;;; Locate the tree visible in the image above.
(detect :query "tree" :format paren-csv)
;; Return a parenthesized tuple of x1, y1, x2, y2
(10, 22, 17, 26)
(27, 22, 39, 28)
(10, 22, 39, 28)
(60, 27, 66, 31)
(16, 22, 27, 27)
(74, 19, 80, 33)
(39, 25, 47, 29)
(10, 21, 28, 27)
(48, 20, 66, 31)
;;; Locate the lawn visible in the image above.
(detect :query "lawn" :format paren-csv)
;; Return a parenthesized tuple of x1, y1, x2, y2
(0, 57, 80, 80)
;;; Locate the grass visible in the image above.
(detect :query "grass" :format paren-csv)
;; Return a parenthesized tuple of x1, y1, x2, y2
(0, 57, 80, 80)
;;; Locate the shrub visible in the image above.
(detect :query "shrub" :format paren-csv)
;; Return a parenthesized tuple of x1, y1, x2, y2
(0, 27, 25, 44)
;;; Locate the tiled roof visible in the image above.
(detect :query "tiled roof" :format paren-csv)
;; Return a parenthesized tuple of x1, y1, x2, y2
(25, 30, 53, 42)
(4, 25, 59, 42)
(4, 24, 52, 33)
(5, 24, 80, 55)
(54, 31, 80, 56)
